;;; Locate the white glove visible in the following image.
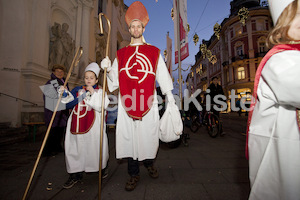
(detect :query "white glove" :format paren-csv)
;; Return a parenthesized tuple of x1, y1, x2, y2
(166, 90, 175, 103)
(60, 90, 74, 103)
(100, 56, 112, 72)
(84, 91, 91, 101)
(57, 86, 67, 95)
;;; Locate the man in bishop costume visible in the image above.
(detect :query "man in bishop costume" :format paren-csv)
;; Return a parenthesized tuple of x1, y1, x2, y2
(101, 1, 176, 191)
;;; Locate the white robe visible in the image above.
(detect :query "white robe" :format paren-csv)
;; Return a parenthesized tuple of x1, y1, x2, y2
(63, 88, 110, 173)
(107, 49, 173, 161)
(248, 50, 300, 200)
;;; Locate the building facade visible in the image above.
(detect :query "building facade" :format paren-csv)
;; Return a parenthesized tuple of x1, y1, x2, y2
(0, 0, 130, 127)
(187, 0, 271, 111)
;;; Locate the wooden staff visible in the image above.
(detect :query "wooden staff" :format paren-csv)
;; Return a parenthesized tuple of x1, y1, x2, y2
(98, 13, 111, 200)
(22, 47, 83, 200)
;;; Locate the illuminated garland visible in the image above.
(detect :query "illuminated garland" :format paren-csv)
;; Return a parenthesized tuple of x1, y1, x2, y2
(200, 44, 217, 64)
(238, 7, 249, 26)
(171, 8, 174, 21)
(213, 23, 221, 40)
(164, 49, 167, 58)
(172, 65, 190, 72)
(193, 33, 199, 46)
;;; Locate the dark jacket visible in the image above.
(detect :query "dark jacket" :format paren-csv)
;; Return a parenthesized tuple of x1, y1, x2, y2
(43, 73, 69, 127)
(207, 83, 224, 105)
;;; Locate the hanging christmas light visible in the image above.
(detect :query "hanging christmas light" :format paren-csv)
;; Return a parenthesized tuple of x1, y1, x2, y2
(200, 44, 207, 58)
(164, 49, 167, 58)
(171, 8, 174, 21)
(209, 55, 217, 65)
(206, 49, 212, 60)
(238, 7, 249, 26)
(193, 33, 199, 46)
(187, 23, 190, 34)
(200, 43, 218, 64)
(213, 23, 221, 40)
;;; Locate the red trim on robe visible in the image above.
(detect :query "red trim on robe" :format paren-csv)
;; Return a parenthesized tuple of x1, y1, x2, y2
(246, 43, 300, 159)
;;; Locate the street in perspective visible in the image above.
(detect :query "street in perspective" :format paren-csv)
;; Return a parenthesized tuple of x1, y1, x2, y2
(0, 112, 249, 200)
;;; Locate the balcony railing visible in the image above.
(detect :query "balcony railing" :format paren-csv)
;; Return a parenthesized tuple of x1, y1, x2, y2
(231, 54, 249, 62)
(256, 52, 267, 57)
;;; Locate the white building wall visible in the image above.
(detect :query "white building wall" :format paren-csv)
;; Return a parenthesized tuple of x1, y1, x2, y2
(0, 0, 129, 127)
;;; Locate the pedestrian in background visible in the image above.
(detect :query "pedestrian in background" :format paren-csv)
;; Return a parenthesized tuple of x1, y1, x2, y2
(43, 64, 69, 156)
(247, 0, 300, 199)
(207, 76, 225, 117)
(59, 62, 110, 189)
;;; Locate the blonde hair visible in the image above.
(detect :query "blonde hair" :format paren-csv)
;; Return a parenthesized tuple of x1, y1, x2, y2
(266, 0, 298, 48)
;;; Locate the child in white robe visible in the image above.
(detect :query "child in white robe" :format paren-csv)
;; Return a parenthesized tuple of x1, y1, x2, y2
(60, 62, 110, 189)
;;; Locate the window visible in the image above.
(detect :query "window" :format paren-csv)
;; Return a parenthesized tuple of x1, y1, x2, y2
(235, 25, 242, 36)
(235, 41, 244, 57)
(236, 45, 243, 56)
(257, 36, 267, 53)
(259, 42, 266, 53)
(256, 19, 265, 31)
(237, 67, 245, 80)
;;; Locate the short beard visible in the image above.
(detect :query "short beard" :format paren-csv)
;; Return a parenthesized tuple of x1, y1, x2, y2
(131, 33, 143, 39)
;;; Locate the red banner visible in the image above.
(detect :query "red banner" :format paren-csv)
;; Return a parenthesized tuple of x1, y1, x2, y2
(174, 0, 189, 64)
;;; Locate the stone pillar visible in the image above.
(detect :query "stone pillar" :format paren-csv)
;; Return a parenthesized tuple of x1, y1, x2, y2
(78, 0, 93, 77)
(73, 2, 83, 76)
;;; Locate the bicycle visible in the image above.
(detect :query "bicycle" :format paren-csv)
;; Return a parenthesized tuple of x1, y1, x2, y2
(190, 109, 221, 138)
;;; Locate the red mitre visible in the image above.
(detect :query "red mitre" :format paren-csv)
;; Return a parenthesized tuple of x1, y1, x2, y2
(125, 1, 149, 27)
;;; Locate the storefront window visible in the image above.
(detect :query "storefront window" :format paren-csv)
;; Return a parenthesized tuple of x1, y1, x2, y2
(237, 67, 245, 79)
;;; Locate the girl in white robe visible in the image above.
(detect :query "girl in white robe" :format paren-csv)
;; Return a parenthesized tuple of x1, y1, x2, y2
(248, 1, 300, 199)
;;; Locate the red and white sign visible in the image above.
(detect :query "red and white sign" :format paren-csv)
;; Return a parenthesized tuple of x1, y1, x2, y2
(174, 0, 189, 64)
